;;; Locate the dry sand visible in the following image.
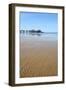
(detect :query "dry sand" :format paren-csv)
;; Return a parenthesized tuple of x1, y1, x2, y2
(20, 37, 58, 78)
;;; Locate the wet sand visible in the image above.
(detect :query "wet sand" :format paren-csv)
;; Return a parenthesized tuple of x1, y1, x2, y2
(20, 36, 58, 78)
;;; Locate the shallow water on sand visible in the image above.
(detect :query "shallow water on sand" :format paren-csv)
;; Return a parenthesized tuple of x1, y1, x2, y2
(20, 33, 58, 78)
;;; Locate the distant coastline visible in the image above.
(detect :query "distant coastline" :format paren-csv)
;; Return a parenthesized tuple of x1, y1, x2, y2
(20, 30, 58, 34)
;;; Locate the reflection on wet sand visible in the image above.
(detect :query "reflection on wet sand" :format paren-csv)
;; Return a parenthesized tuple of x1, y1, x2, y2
(20, 32, 58, 78)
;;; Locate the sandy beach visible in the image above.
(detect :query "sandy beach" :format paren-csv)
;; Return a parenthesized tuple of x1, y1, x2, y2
(20, 34, 58, 78)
